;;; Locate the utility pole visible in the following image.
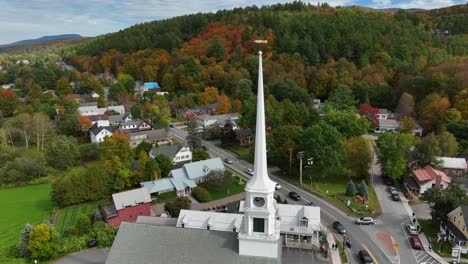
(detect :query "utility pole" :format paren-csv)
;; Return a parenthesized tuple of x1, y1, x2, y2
(297, 151, 304, 186)
(305, 158, 314, 190)
(289, 148, 293, 176)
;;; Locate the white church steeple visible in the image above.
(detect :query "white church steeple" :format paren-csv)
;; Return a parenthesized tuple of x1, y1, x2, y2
(246, 50, 276, 193)
(238, 50, 280, 259)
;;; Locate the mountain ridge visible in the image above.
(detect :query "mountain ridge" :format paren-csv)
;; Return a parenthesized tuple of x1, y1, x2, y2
(0, 34, 82, 47)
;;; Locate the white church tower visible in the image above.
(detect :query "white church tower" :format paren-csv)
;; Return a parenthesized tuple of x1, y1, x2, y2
(238, 50, 281, 259)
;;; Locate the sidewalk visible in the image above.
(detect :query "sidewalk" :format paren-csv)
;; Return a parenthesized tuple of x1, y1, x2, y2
(401, 197, 449, 264)
(327, 232, 342, 264)
(444, 257, 468, 263)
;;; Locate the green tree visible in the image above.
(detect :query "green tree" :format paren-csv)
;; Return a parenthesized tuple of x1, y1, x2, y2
(192, 148, 210, 162)
(0, 90, 19, 117)
(117, 74, 135, 93)
(344, 137, 371, 178)
(422, 182, 468, 223)
(192, 186, 211, 202)
(164, 197, 190, 217)
(358, 180, 368, 196)
(399, 116, 416, 134)
(155, 154, 173, 177)
(143, 159, 161, 181)
(108, 83, 127, 101)
(346, 180, 356, 196)
(267, 125, 304, 174)
(55, 77, 72, 96)
(324, 110, 369, 138)
(377, 132, 415, 179)
(186, 121, 202, 150)
(302, 122, 345, 172)
(326, 84, 357, 112)
(235, 79, 254, 102)
(75, 213, 92, 235)
(45, 136, 80, 169)
(16, 223, 33, 258)
(28, 223, 58, 260)
(207, 39, 226, 62)
(135, 141, 153, 156)
(416, 133, 441, 166)
(437, 131, 458, 157)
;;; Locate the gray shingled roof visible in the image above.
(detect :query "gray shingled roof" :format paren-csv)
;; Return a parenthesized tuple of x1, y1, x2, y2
(105, 222, 281, 264)
(89, 124, 112, 135)
(149, 144, 182, 158)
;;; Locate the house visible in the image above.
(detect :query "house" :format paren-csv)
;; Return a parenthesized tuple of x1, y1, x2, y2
(176, 102, 219, 119)
(236, 129, 253, 147)
(77, 102, 125, 116)
(89, 124, 113, 143)
(404, 165, 451, 196)
(140, 157, 225, 197)
(149, 144, 192, 164)
(313, 99, 324, 109)
(196, 113, 241, 129)
(109, 113, 132, 126)
(1, 83, 14, 89)
(126, 129, 170, 148)
(88, 114, 110, 127)
(436, 157, 467, 178)
(440, 206, 468, 255)
(372, 108, 423, 136)
(100, 188, 152, 227)
(143, 82, 160, 91)
(119, 120, 151, 132)
(16, 60, 29, 65)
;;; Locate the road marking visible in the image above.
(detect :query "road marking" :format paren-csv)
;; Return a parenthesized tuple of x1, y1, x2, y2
(362, 243, 379, 264)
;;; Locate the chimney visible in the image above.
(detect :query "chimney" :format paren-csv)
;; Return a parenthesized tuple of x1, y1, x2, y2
(435, 174, 442, 189)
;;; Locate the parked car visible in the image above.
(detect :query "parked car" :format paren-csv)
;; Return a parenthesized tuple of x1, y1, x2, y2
(406, 224, 419, 236)
(410, 236, 423, 250)
(391, 193, 400, 201)
(308, 201, 316, 206)
(332, 221, 346, 234)
(383, 177, 394, 186)
(275, 183, 282, 190)
(87, 239, 98, 248)
(355, 217, 375, 225)
(359, 250, 374, 264)
(288, 191, 301, 201)
(202, 145, 209, 150)
(224, 158, 233, 164)
(387, 186, 397, 194)
(245, 168, 254, 176)
(169, 123, 175, 128)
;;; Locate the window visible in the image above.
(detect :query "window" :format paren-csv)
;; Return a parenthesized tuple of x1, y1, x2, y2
(253, 218, 265, 233)
(207, 225, 210, 230)
(299, 218, 309, 227)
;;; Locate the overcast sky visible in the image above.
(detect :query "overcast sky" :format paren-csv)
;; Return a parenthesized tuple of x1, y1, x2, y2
(0, 0, 464, 44)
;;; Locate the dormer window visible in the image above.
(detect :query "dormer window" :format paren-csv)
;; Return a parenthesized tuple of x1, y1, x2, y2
(299, 217, 309, 227)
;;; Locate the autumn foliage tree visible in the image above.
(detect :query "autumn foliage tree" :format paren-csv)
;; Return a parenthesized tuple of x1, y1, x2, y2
(0, 90, 19, 117)
(216, 94, 232, 114)
(417, 93, 451, 133)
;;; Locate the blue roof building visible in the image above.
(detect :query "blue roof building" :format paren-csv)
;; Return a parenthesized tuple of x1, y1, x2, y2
(143, 82, 160, 90)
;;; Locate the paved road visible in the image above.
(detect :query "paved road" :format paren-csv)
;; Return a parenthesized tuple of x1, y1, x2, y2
(52, 248, 109, 264)
(170, 126, 395, 264)
(369, 140, 441, 264)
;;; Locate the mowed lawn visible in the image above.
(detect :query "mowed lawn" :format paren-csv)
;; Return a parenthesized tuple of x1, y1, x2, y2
(55, 201, 102, 234)
(0, 184, 53, 248)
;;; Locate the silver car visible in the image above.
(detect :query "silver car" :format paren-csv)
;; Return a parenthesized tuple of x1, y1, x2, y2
(355, 217, 375, 225)
(406, 224, 419, 235)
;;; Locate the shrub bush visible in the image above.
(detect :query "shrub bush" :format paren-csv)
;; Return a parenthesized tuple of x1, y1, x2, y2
(192, 187, 211, 202)
(164, 197, 190, 217)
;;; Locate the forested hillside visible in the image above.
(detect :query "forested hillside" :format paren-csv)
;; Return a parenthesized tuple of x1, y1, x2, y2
(68, 2, 467, 151)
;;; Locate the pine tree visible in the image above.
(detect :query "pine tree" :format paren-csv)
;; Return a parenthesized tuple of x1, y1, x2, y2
(346, 180, 356, 196)
(358, 180, 368, 197)
(17, 224, 33, 257)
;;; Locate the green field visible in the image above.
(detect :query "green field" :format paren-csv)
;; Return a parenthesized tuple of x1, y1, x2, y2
(55, 201, 102, 234)
(0, 184, 53, 248)
(201, 177, 246, 201)
(220, 145, 251, 162)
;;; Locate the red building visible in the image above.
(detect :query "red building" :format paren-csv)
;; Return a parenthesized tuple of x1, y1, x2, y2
(100, 188, 152, 227)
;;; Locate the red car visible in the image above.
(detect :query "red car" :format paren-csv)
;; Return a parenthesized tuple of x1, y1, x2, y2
(410, 236, 422, 250)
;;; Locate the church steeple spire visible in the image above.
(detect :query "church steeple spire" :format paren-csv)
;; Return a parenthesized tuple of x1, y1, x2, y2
(246, 51, 276, 192)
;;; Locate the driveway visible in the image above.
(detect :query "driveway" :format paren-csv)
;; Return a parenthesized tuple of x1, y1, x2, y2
(52, 248, 109, 264)
(410, 202, 432, 220)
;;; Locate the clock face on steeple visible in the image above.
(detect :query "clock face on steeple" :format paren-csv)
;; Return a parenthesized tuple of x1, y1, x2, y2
(253, 197, 265, 207)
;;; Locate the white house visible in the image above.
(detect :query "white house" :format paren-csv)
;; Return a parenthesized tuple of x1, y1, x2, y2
(148, 144, 192, 164)
(119, 120, 151, 132)
(141, 157, 225, 197)
(78, 102, 125, 116)
(88, 114, 110, 127)
(90, 124, 113, 143)
(436, 157, 468, 178)
(16, 60, 29, 65)
(196, 113, 241, 129)
(1, 83, 14, 89)
(109, 113, 132, 126)
(404, 165, 452, 196)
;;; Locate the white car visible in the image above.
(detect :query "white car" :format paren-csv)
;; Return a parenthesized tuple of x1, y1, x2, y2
(355, 217, 375, 225)
(245, 168, 254, 176)
(406, 224, 419, 235)
(275, 183, 282, 190)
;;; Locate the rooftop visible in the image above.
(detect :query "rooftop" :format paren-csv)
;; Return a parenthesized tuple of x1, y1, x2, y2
(436, 157, 467, 170)
(176, 210, 243, 232)
(149, 144, 184, 158)
(412, 165, 451, 184)
(183, 157, 225, 180)
(105, 222, 281, 264)
(112, 187, 151, 211)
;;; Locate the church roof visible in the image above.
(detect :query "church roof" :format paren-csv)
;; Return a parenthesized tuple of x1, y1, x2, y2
(105, 222, 281, 264)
